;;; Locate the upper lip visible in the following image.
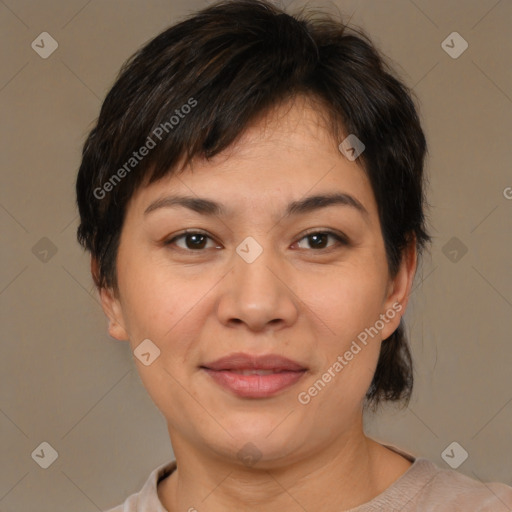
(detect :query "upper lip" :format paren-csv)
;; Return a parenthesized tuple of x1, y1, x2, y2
(201, 352, 307, 371)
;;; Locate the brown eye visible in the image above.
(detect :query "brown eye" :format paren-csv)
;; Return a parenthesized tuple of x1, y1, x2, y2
(295, 231, 348, 250)
(165, 231, 219, 251)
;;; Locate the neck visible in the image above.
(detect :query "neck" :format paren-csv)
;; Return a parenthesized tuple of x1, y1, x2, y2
(158, 424, 411, 511)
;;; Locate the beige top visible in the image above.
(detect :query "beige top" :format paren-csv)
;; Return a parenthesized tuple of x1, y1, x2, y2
(104, 446, 512, 511)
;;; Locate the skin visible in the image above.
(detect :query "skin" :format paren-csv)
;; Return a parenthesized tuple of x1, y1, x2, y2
(98, 96, 417, 511)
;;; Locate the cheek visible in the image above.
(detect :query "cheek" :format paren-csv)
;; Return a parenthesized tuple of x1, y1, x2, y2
(116, 249, 224, 369)
(116, 248, 183, 343)
(120, 274, 198, 345)
(306, 260, 388, 341)
(299, 259, 388, 398)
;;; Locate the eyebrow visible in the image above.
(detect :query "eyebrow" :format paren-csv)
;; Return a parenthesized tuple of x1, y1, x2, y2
(144, 192, 369, 219)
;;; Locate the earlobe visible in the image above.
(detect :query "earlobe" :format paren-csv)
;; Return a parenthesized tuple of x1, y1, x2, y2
(91, 257, 129, 341)
(107, 319, 129, 341)
(99, 287, 130, 341)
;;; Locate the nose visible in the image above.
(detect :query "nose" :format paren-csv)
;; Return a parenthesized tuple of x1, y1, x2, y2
(216, 240, 299, 333)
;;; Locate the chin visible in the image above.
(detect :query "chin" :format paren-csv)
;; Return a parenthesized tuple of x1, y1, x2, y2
(210, 419, 310, 467)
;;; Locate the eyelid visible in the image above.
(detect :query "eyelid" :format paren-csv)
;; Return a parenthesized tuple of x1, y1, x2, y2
(163, 229, 220, 248)
(293, 228, 350, 251)
(297, 227, 349, 244)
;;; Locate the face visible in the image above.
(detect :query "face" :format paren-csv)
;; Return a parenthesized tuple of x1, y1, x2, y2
(101, 97, 416, 468)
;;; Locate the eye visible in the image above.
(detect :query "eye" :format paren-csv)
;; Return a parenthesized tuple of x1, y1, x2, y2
(165, 230, 220, 251)
(294, 230, 348, 250)
(164, 229, 349, 252)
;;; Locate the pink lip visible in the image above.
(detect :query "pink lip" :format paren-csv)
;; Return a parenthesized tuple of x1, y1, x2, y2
(201, 352, 307, 398)
(202, 369, 306, 398)
(202, 352, 306, 371)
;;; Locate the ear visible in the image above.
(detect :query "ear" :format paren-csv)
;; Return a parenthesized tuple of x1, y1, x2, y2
(380, 236, 417, 341)
(91, 257, 129, 341)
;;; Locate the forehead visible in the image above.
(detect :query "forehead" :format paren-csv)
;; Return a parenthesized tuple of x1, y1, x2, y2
(128, 97, 377, 221)
(203, 95, 344, 166)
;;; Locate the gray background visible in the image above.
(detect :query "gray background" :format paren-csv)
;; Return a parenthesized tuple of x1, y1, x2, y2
(1, 0, 511, 510)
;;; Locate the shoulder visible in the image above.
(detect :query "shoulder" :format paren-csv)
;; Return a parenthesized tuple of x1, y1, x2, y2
(102, 460, 177, 512)
(354, 446, 512, 512)
(406, 458, 512, 511)
(103, 494, 136, 512)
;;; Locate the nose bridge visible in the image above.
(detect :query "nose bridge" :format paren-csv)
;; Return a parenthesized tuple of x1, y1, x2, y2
(217, 235, 298, 330)
(236, 236, 277, 295)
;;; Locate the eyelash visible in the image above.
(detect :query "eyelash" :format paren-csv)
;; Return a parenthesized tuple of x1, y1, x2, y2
(163, 229, 349, 253)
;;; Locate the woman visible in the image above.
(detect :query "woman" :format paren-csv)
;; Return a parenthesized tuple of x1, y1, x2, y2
(75, 1, 512, 510)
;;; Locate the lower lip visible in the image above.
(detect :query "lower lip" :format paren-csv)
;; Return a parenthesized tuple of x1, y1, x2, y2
(202, 369, 306, 398)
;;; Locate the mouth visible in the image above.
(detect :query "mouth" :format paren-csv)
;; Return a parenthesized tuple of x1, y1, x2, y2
(218, 369, 294, 375)
(200, 352, 307, 398)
